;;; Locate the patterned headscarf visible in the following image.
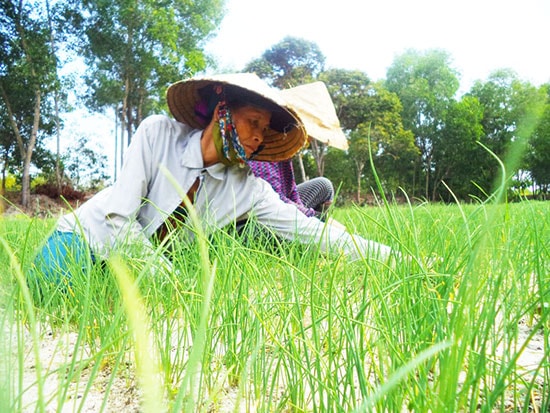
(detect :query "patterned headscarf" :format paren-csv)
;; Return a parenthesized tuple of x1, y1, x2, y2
(218, 102, 247, 165)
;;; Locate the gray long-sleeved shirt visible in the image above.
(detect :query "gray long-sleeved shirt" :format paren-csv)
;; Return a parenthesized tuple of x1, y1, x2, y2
(57, 115, 392, 261)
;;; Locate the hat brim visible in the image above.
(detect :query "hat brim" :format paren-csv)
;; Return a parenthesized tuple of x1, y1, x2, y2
(166, 73, 307, 162)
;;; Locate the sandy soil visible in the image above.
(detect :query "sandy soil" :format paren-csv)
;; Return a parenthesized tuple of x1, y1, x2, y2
(6, 315, 545, 412)
(10, 328, 141, 412)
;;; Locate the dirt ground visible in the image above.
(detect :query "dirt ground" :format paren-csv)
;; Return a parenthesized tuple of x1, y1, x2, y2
(12, 316, 547, 412)
(1, 192, 81, 218)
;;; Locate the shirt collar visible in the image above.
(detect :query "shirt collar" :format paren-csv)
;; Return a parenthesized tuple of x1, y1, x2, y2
(180, 129, 205, 169)
(205, 162, 228, 180)
(180, 129, 228, 181)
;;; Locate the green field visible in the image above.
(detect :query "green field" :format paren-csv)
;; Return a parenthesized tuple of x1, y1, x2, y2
(1, 200, 549, 412)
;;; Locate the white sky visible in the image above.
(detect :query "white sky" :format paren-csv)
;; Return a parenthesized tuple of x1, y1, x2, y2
(205, 0, 550, 93)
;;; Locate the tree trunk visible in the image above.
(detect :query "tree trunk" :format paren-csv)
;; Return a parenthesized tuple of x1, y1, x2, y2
(355, 160, 364, 203)
(0, 81, 40, 209)
(120, 111, 126, 167)
(120, 80, 128, 167)
(21, 90, 41, 209)
(126, 105, 133, 146)
(21, 155, 32, 209)
(9, 6, 43, 209)
(1, 151, 7, 194)
(46, 0, 62, 190)
(356, 170, 361, 203)
(424, 162, 430, 201)
(310, 139, 326, 177)
(425, 149, 434, 201)
(0, 158, 4, 213)
(114, 105, 119, 181)
(297, 153, 307, 182)
(412, 160, 417, 199)
(55, 104, 61, 189)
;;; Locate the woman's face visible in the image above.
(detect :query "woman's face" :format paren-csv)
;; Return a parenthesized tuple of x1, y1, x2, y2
(230, 105, 272, 158)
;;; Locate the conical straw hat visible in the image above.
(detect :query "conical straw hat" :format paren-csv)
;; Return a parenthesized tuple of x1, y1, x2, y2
(281, 81, 348, 150)
(166, 73, 307, 161)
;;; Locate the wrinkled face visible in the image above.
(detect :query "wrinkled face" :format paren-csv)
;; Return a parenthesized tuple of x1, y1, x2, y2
(230, 105, 272, 158)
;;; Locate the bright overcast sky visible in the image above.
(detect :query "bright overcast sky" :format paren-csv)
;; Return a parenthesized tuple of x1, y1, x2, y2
(205, 0, 550, 94)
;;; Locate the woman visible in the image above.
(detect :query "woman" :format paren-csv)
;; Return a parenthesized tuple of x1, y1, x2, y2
(247, 159, 334, 218)
(247, 81, 347, 219)
(32, 73, 393, 281)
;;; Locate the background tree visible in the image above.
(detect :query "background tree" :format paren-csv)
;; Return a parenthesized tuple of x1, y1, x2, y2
(73, 0, 224, 166)
(525, 84, 550, 197)
(63, 135, 109, 190)
(45, 0, 65, 190)
(318, 69, 371, 190)
(385, 49, 460, 200)
(346, 83, 419, 201)
(319, 69, 372, 131)
(348, 124, 373, 202)
(358, 82, 418, 195)
(0, 0, 59, 208)
(0, 115, 16, 192)
(244, 36, 325, 89)
(322, 148, 354, 203)
(468, 70, 545, 196)
(319, 70, 417, 200)
(0, 99, 56, 193)
(431, 96, 484, 201)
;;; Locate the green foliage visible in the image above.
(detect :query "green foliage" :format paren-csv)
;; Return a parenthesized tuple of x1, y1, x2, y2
(431, 95, 485, 200)
(385, 49, 460, 131)
(30, 175, 47, 189)
(77, 0, 224, 141)
(316, 71, 419, 199)
(470, 69, 525, 154)
(244, 36, 326, 88)
(62, 135, 109, 190)
(3, 5, 550, 213)
(355, 82, 419, 195)
(1, 174, 19, 191)
(385, 49, 460, 199)
(319, 69, 372, 130)
(0, 0, 61, 207)
(527, 87, 550, 194)
(320, 148, 356, 201)
(469, 70, 547, 197)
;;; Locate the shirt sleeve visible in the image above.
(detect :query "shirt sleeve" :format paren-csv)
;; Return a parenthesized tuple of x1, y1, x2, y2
(93, 117, 158, 254)
(272, 189, 317, 217)
(250, 178, 393, 261)
(56, 115, 191, 259)
(112, 124, 151, 206)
